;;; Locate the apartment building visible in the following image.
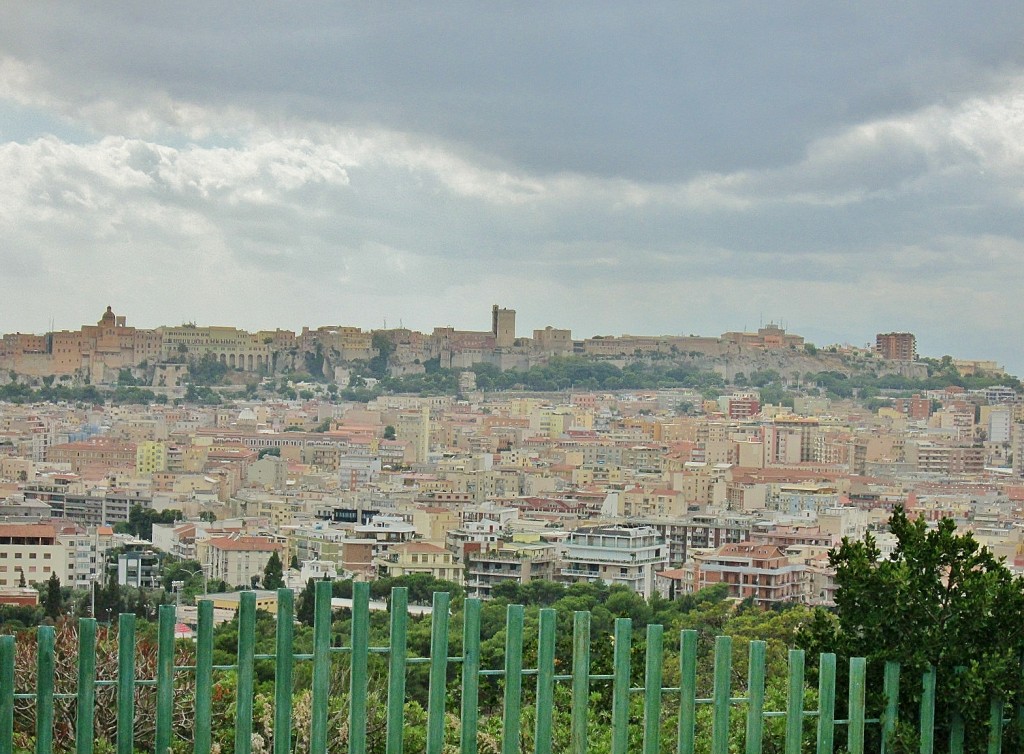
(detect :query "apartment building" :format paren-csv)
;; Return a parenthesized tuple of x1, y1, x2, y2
(0, 524, 65, 588)
(560, 525, 668, 599)
(693, 542, 808, 606)
(48, 438, 136, 473)
(637, 514, 754, 565)
(905, 442, 985, 475)
(876, 332, 916, 361)
(374, 541, 460, 582)
(465, 543, 557, 599)
(201, 535, 284, 588)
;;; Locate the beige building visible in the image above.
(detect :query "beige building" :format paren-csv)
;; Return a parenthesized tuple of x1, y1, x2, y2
(411, 506, 461, 543)
(0, 524, 66, 588)
(201, 535, 284, 588)
(465, 543, 557, 599)
(158, 325, 272, 372)
(374, 541, 461, 582)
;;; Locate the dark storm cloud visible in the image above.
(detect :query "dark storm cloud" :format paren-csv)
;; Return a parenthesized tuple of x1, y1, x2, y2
(0, 3, 1023, 371)
(3, 2, 1023, 179)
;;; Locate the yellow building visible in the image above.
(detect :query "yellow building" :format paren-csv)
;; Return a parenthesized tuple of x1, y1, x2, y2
(411, 506, 461, 543)
(136, 441, 168, 475)
(158, 325, 272, 372)
(205, 590, 280, 616)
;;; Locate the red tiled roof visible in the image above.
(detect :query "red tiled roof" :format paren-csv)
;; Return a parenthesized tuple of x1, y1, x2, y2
(0, 524, 57, 537)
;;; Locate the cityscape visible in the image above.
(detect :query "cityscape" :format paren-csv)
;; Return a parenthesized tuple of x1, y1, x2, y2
(0, 301, 1020, 613)
(3, 5, 1023, 751)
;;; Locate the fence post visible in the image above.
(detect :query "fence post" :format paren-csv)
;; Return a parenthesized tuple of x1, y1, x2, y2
(642, 623, 664, 754)
(386, 587, 408, 754)
(349, 582, 370, 754)
(712, 636, 733, 754)
(115, 614, 135, 754)
(678, 629, 698, 754)
(919, 665, 935, 754)
(611, 618, 633, 754)
(75, 619, 96, 754)
(847, 657, 866, 754)
(310, 580, 332, 754)
(534, 608, 557, 754)
(1019, 654, 1024, 746)
(988, 696, 1003, 754)
(502, 604, 524, 754)
(234, 592, 256, 754)
(194, 600, 213, 754)
(155, 604, 176, 754)
(880, 661, 900, 754)
(949, 666, 965, 754)
(746, 641, 766, 754)
(0, 635, 12, 754)
(460, 597, 481, 754)
(274, 588, 294, 754)
(816, 653, 836, 754)
(785, 649, 805, 754)
(570, 611, 590, 754)
(35, 625, 54, 754)
(426, 591, 451, 754)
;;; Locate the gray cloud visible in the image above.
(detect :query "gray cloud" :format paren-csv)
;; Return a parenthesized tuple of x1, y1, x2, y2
(0, 5, 1023, 372)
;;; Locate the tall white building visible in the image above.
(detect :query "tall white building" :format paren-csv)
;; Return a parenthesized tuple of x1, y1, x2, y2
(560, 525, 668, 599)
(988, 406, 1012, 444)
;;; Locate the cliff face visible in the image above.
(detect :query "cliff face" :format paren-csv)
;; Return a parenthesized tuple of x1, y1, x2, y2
(675, 349, 928, 382)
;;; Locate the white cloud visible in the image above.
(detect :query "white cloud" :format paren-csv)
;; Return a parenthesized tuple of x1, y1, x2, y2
(1, 42, 1023, 371)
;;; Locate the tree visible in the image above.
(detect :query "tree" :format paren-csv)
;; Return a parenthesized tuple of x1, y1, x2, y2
(17, 568, 26, 588)
(43, 572, 62, 620)
(258, 446, 281, 459)
(369, 333, 396, 379)
(114, 505, 183, 541)
(296, 578, 316, 627)
(289, 555, 300, 570)
(383, 425, 396, 440)
(799, 506, 1024, 752)
(262, 552, 285, 590)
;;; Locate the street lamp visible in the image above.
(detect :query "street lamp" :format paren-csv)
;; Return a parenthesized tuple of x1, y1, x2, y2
(176, 566, 208, 600)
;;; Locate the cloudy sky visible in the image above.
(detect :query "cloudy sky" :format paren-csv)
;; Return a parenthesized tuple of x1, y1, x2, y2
(2, 4, 1023, 371)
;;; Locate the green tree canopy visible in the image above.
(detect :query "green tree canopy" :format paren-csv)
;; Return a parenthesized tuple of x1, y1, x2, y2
(43, 572, 62, 620)
(262, 551, 285, 590)
(799, 506, 1024, 752)
(114, 505, 183, 541)
(296, 578, 316, 627)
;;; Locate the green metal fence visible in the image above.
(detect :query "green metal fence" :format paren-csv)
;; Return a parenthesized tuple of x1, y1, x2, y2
(0, 581, 1017, 754)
